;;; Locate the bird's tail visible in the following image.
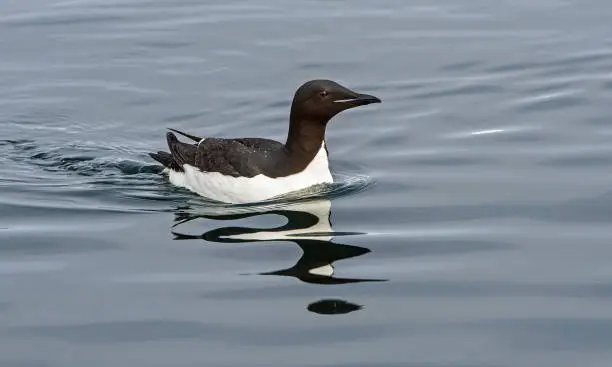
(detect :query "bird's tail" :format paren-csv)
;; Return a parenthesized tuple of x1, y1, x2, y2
(149, 151, 172, 166)
(149, 150, 181, 171)
(149, 129, 201, 171)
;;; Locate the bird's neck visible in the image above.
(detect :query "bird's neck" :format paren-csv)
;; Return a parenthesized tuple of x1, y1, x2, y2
(284, 116, 328, 157)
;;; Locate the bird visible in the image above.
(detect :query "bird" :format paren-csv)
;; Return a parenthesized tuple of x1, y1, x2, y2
(149, 79, 381, 204)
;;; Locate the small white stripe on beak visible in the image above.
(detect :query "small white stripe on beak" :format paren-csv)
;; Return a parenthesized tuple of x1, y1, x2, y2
(333, 98, 359, 103)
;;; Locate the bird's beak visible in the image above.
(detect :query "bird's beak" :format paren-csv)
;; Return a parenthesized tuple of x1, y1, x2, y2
(333, 93, 381, 106)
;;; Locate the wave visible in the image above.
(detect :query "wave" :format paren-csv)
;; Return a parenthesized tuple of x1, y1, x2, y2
(1, 139, 374, 213)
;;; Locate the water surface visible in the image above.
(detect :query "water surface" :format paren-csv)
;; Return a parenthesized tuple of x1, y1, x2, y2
(2, 0, 612, 366)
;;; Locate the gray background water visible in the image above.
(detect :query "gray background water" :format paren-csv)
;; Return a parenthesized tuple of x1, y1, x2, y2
(2, 0, 612, 366)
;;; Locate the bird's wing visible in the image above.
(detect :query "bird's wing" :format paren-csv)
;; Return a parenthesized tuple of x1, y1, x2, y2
(166, 132, 284, 177)
(194, 138, 280, 177)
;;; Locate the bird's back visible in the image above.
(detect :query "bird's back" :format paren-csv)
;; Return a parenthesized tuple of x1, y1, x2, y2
(193, 137, 285, 177)
(154, 132, 332, 203)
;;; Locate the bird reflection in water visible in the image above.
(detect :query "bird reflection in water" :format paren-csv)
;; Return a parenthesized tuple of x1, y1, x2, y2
(170, 198, 386, 315)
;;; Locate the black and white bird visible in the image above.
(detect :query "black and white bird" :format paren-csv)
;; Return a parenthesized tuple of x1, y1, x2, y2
(149, 79, 381, 203)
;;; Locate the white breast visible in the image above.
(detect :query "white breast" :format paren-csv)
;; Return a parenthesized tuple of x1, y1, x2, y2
(166, 143, 333, 204)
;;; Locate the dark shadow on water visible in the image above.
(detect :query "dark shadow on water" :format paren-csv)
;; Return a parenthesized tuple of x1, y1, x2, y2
(307, 299, 363, 315)
(170, 198, 386, 314)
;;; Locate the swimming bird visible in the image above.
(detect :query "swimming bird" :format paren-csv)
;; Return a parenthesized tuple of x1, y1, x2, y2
(149, 79, 381, 203)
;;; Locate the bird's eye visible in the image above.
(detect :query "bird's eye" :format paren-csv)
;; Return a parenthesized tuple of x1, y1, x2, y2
(319, 90, 328, 97)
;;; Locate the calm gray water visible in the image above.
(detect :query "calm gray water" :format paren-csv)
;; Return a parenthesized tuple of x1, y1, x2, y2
(2, 0, 612, 366)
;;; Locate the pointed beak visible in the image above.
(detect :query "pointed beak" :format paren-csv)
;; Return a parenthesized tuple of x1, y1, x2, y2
(355, 93, 382, 105)
(333, 93, 381, 106)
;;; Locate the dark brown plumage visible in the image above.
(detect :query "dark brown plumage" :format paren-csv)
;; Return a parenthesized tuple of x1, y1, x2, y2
(149, 79, 381, 178)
